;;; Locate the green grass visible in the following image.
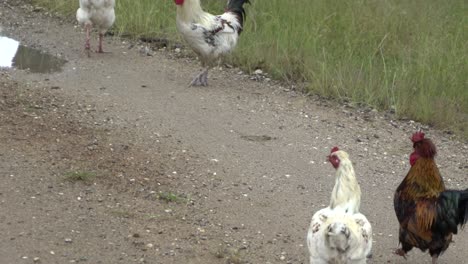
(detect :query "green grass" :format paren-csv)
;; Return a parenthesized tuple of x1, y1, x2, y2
(158, 192, 186, 203)
(214, 246, 244, 264)
(64, 170, 96, 183)
(34, 0, 467, 137)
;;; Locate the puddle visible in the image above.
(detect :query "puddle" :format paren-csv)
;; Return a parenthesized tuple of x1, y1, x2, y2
(0, 36, 66, 73)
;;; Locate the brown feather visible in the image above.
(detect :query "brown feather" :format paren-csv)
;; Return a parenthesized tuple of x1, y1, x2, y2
(401, 158, 444, 235)
(404, 158, 445, 198)
(415, 200, 437, 231)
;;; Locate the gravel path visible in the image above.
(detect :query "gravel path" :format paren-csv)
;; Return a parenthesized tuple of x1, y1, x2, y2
(0, 1, 467, 263)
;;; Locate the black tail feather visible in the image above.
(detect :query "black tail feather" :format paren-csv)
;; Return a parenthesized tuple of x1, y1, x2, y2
(438, 189, 468, 233)
(226, 0, 251, 28)
(460, 189, 468, 228)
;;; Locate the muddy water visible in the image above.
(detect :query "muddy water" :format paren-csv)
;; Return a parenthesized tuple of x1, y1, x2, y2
(0, 36, 66, 73)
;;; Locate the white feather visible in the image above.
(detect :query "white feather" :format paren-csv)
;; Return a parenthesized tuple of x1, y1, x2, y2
(307, 210, 372, 264)
(175, 0, 243, 65)
(329, 150, 361, 214)
(76, 0, 115, 34)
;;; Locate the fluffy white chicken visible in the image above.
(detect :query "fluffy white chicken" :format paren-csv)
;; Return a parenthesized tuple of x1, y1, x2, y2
(174, 0, 250, 86)
(307, 211, 372, 264)
(76, 0, 115, 56)
(307, 147, 372, 264)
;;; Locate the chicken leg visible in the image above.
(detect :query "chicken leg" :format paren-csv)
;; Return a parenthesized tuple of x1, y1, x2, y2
(85, 24, 91, 57)
(98, 33, 105, 53)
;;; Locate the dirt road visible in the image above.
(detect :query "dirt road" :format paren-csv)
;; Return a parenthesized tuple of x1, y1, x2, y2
(1, 1, 467, 264)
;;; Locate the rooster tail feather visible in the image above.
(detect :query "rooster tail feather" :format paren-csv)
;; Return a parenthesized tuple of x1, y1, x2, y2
(437, 190, 468, 233)
(459, 189, 468, 228)
(226, 0, 250, 28)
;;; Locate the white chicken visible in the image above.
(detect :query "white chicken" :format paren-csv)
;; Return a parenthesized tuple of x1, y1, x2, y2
(307, 147, 372, 264)
(174, 0, 250, 86)
(308, 211, 372, 264)
(76, 0, 115, 56)
(327, 147, 362, 214)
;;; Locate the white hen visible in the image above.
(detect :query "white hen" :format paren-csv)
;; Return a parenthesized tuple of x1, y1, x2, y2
(174, 0, 250, 86)
(307, 211, 372, 264)
(307, 147, 372, 264)
(76, 0, 115, 56)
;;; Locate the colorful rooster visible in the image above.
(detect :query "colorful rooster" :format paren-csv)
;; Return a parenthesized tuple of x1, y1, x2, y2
(394, 131, 468, 264)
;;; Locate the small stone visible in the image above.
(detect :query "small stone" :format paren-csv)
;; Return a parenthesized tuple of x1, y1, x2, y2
(33, 257, 40, 262)
(254, 69, 263, 75)
(65, 238, 72, 243)
(139, 46, 152, 56)
(33, 7, 44, 12)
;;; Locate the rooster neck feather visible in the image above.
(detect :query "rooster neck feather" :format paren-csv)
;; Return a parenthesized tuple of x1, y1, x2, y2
(330, 157, 361, 213)
(403, 158, 445, 198)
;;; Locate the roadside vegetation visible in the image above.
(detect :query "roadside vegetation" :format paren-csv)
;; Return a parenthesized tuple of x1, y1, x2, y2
(64, 170, 96, 183)
(157, 192, 187, 204)
(34, 0, 467, 137)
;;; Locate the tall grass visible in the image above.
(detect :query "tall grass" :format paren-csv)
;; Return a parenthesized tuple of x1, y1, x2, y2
(34, 0, 467, 137)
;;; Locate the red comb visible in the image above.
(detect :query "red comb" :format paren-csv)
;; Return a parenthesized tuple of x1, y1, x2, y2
(331, 147, 339, 153)
(411, 131, 425, 143)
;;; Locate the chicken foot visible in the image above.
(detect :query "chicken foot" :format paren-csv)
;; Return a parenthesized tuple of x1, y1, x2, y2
(394, 248, 407, 259)
(96, 33, 112, 53)
(189, 68, 209, 87)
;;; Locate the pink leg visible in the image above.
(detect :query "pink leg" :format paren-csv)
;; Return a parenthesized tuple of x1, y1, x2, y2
(98, 33, 104, 53)
(85, 24, 91, 57)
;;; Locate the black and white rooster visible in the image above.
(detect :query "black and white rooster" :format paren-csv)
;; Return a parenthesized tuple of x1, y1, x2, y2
(76, 0, 115, 56)
(174, 0, 250, 86)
